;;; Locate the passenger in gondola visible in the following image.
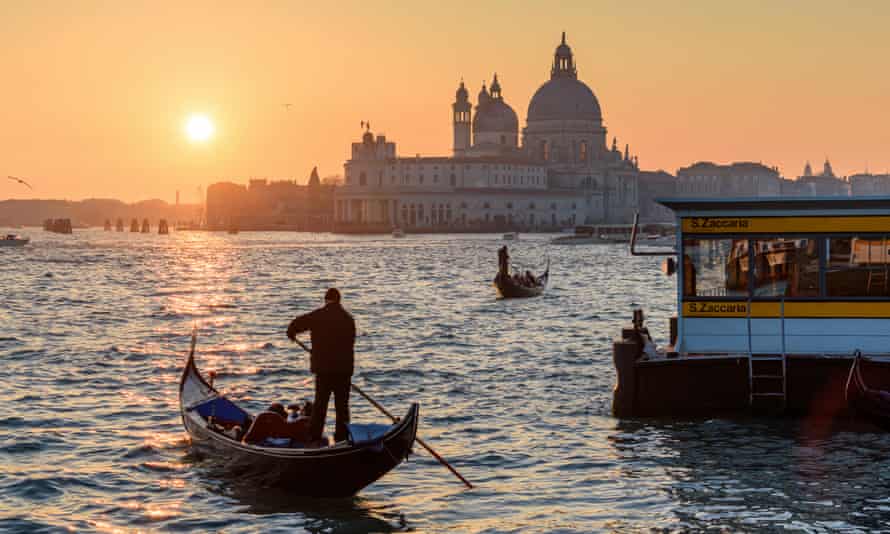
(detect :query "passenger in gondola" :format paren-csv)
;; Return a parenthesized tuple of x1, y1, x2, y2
(525, 270, 536, 286)
(287, 288, 356, 447)
(241, 402, 289, 445)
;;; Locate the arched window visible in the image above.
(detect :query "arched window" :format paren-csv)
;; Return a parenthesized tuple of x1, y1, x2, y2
(541, 140, 550, 161)
(359, 172, 367, 186)
(500, 135, 506, 145)
(580, 141, 588, 162)
(450, 173, 456, 186)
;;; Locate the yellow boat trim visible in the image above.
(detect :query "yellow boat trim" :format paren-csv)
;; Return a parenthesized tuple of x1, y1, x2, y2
(684, 301, 890, 318)
(682, 216, 890, 234)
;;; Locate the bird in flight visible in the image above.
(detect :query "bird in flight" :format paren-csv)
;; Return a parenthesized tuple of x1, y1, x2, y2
(283, 103, 292, 110)
(7, 176, 33, 189)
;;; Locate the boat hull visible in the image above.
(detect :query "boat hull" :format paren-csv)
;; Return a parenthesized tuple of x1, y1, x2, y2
(615, 342, 890, 420)
(0, 238, 29, 247)
(493, 272, 547, 298)
(179, 350, 419, 497)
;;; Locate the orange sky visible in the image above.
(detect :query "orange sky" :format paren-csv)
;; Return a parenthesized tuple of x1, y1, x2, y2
(2, 1, 889, 202)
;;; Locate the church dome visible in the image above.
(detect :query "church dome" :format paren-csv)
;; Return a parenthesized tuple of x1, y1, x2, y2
(474, 98, 518, 133)
(527, 33, 602, 123)
(527, 77, 602, 122)
(473, 76, 519, 134)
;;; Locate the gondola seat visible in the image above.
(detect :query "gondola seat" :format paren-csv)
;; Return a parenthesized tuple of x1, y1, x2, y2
(191, 396, 251, 429)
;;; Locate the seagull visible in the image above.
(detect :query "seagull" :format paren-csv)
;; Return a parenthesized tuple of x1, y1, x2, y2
(7, 176, 33, 189)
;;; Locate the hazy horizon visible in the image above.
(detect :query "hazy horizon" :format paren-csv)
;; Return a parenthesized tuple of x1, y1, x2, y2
(2, 1, 889, 203)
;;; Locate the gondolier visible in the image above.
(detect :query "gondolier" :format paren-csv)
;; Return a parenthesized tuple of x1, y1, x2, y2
(287, 288, 356, 445)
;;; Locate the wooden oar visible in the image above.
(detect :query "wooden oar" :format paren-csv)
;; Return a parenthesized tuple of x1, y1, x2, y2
(292, 338, 474, 489)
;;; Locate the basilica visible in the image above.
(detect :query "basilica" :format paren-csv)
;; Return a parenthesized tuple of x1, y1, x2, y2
(335, 34, 640, 231)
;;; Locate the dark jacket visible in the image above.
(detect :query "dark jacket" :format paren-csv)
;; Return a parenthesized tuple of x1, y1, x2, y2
(287, 302, 356, 376)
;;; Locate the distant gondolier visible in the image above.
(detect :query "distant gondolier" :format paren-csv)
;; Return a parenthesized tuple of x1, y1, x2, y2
(287, 288, 356, 445)
(498, 245, 510, 277)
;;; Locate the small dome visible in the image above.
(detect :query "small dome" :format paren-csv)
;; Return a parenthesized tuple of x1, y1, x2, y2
(527, 77, 602, 122)
(455, 80, 468, 101)
(473, 98, 518, 134)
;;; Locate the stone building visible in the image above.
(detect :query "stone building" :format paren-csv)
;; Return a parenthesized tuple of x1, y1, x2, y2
(849, 173, 890, 196)
(675, 161, 782, 197)
(335, 34, 639, 232)
(205, 167, 335, 230)
(795, 159, 849, 196)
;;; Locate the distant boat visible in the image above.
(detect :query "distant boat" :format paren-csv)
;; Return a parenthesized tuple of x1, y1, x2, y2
(227, 227, 239, 235)
(392, 228, 405, 238)
(494, 255, 549, 298)
(502, 232, 518, 241)
(1, 234, 30, 247)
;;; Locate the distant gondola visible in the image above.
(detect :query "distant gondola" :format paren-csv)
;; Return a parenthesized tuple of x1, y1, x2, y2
(845, 353, 890, 430)
(493, 251, 549, 298)
(179, 335, 419, 497)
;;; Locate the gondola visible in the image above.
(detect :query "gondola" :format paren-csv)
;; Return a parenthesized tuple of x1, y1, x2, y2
(493, 259, 549, 298)
(179, 334, 419, 497)
(845, 353, 890, 430)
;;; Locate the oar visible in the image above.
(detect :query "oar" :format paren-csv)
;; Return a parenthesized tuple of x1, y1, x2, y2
(292, 338, 474, 489)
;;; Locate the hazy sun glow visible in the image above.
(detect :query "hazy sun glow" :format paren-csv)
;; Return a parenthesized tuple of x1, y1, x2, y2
(185, 114, 214, 142)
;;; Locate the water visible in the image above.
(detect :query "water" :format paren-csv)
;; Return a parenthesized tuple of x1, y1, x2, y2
(2, 230, 890, 532)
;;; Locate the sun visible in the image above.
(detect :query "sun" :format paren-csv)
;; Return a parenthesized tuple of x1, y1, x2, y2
(185, 114, 214, 142)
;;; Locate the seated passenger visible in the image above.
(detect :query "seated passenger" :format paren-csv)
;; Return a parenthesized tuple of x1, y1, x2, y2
(525, 270, 536, 286)
(242, 402, 290, 445)
(285, 400, 313, 444)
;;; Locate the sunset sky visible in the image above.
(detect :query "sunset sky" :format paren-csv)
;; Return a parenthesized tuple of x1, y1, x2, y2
(1, 1, 889, 202)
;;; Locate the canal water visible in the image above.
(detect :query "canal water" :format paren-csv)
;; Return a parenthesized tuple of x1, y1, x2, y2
(2, 230, 890, 532)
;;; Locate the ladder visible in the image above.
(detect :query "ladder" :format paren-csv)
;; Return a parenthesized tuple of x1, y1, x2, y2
(747, 299, 787, 410)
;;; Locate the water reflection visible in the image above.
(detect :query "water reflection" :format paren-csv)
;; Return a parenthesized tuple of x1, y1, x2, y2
(611, 417, 890, 530)
(214, 480, 409, 533)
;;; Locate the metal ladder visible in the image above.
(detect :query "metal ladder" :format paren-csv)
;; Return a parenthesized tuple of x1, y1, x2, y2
(747, 299, 787, 410)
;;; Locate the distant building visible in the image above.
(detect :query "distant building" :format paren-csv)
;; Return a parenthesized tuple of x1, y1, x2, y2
(795, 159, 849, 196)
(335, 34, 639, 232)
(637, 170, 677, 222)
(675, 161, 782, 197)
(205, 167, 335, 230)
(848, 172, 890, 196)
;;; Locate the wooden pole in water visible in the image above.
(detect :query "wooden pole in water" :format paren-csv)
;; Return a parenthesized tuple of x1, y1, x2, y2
(292, 338, 473, 489)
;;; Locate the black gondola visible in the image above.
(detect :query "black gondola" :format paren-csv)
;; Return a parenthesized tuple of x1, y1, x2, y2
(493, 258, 549, 298)
(845, 353, 890, 430)
(179, 334, 419, 497)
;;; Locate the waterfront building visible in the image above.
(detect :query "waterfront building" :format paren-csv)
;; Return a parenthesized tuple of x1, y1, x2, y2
(335, 34, 639, 232)
(848, 172, 890, 196)
(675, 161, 782, 197)
(795, 159, 849, 196)
(205, 168, 335, 231)
(636, 170, 677, 223)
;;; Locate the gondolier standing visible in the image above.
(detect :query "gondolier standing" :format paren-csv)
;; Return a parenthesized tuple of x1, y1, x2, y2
(498, 245, 510, 278)
(287, 288, 356, 445)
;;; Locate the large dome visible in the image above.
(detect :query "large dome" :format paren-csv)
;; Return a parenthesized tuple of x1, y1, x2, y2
(527, 77, 602, 122)
(473, 99, 519, 133)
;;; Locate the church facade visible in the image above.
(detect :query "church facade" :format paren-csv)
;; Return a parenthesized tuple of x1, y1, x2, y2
(335, 34, 639, 232)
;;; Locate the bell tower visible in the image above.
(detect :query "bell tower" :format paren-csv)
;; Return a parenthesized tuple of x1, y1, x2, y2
(452, 79, 471, 155)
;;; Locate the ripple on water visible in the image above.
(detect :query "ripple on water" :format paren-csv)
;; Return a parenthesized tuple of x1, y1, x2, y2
(3, 232, 890, 532)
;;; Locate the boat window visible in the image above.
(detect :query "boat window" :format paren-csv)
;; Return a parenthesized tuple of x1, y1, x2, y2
(682, 237, 749, 298)
(827, 236, 889, 297)
(751, 238, 820, 297)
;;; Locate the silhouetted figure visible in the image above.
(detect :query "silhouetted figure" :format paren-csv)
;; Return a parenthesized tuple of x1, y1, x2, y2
(498, 246, 510, 277)
(287, 288, 356, 444)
